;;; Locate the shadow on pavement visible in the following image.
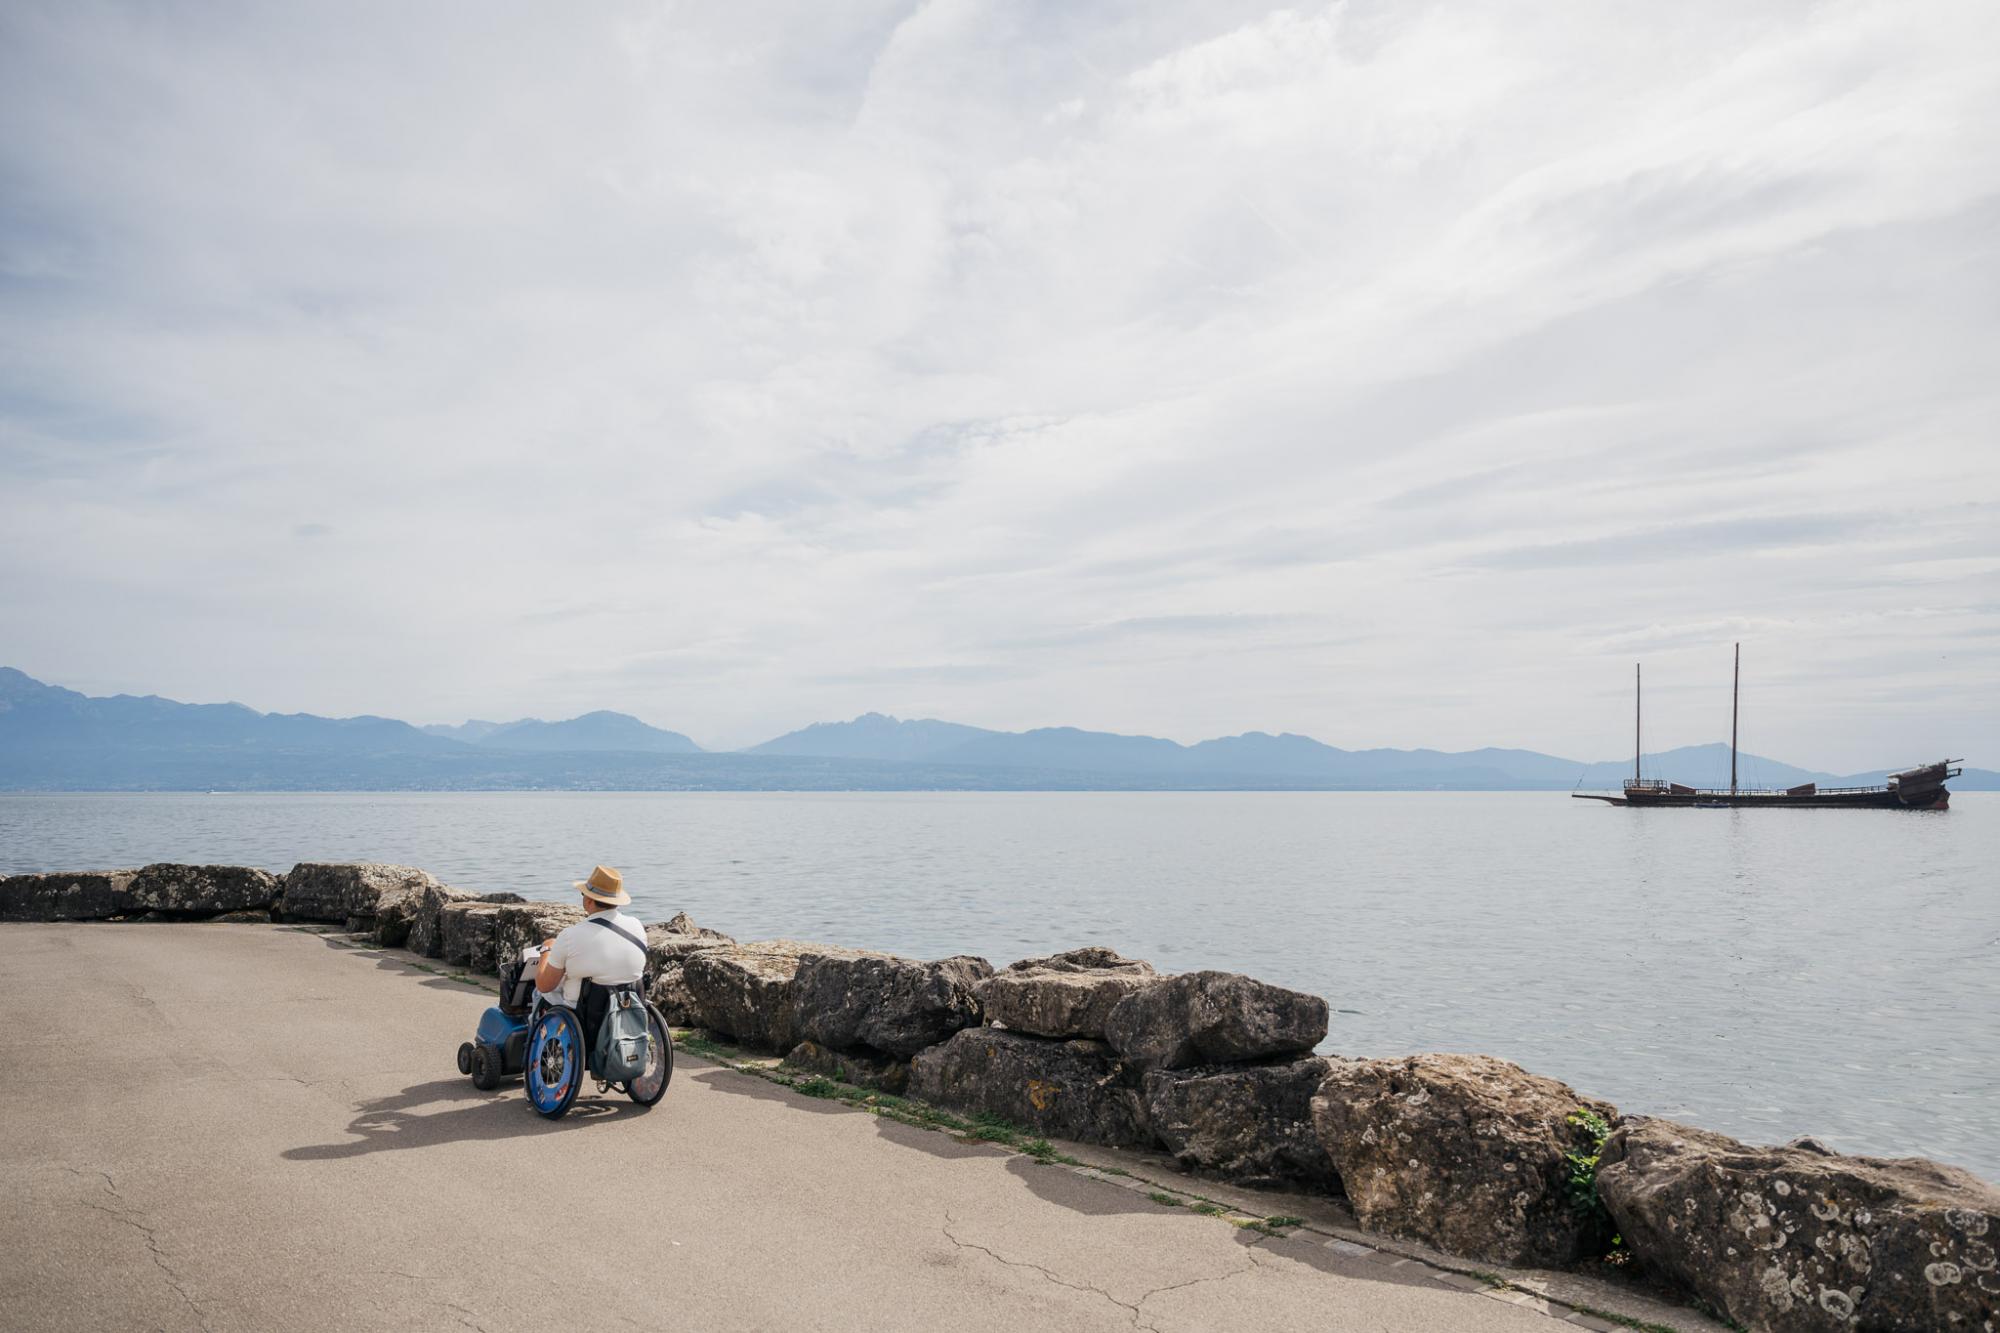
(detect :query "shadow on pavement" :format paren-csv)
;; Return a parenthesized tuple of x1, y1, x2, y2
(283, 1078, 640, 1160)
(997, 1154, 1161, 1217)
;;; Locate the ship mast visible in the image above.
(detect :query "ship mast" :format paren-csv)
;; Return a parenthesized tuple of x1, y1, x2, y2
(1730, 643, 1740, 795)
(1634, 663, 1642, 785)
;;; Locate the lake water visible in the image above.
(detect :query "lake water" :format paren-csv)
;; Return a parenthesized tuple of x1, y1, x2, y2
(3, 790, 1994, 1180)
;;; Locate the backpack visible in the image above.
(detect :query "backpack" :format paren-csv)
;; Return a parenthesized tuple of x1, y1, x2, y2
(586, 916, 651, 1082)
(594, 986, 653, 1083)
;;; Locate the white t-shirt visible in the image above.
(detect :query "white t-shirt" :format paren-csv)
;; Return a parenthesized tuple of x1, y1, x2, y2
(543, 908, 647, 1007)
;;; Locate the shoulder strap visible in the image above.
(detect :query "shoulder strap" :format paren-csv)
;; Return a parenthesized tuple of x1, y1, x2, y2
(588, 915, 646, 953)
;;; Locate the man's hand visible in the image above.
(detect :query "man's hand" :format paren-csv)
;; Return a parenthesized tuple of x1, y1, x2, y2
(541, 936, 555, 950)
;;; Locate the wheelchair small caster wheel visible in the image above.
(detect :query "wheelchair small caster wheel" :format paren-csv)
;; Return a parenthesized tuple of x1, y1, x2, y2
(456, 1042, 475, 1076)
(471, 1043, 503, 1091)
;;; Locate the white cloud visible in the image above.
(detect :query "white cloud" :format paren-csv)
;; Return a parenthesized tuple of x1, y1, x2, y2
(1, 0, 1996, 768)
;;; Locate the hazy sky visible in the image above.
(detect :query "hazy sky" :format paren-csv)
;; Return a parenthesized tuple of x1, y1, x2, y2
(3, 1, 1996, 767)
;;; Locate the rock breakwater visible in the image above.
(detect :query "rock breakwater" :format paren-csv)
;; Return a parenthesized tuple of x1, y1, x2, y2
(3, 861, 1993, 1333)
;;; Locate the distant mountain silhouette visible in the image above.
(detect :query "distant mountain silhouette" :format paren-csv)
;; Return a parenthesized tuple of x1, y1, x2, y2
(0, 668, 1987, 792)
(459, 711, 702, 754)
(746, 712, 996, 761)
(0, 666, 456, 758)
(738, 711, 1928, 788)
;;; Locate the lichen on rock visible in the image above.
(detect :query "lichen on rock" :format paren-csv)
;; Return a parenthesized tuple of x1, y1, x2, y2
(791, 952, 993, 1058)
(0, 870, 139, 921)
(1145, 1056, 1341, 1193)
(908, 1027, 1152, 1147)
(1598, 1116, 2000, 1333)
(976, 947, 1156, 1040)
(677, 939, 873, 1050)
(1310, 1053, 1616, 1267)
(1103, 969, 1326, 1071)
(127, 863, 278, 916)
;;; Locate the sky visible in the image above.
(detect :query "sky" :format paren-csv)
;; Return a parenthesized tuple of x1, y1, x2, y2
(1, 0, 1996, 769)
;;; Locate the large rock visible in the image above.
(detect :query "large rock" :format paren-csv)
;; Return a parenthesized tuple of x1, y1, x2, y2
(782, 1040, 910, 1095)
(489, 902, 586, 974)
(908, 1028, 1152, 1147)
(675, 940, 869, 1049)
(0, 870, 137, 921)
(1598, 1117, 2000, 1333)
(792, 953, 993, 1058)
(406, 884, 474, 957)
(644, 922, 735, 1025)
(1145, 1057, 1340, 1192)
(1104, 970, 1327, 1071)
(439, 902, 507, 971)
(406, 887, 521, 958)
(126, 864, 278, 915)
(278, 863, 439, 926)
(1311, 1054, 1617, 1267)
(977, 947, 1156, 1039)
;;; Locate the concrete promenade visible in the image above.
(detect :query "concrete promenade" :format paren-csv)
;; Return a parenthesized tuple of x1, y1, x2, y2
(1, 924, 1716, 1332)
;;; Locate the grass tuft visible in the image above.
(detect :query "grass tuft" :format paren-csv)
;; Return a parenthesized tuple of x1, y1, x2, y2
(792, 1075, 842, 1099)
(1147, 1192, 1184, 1208)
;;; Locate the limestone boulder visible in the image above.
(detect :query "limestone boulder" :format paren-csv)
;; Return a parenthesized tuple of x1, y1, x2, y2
(660, 910, 732, 941)
(676, 940, 871, 1050)
(405, 887, 520, 957)
(792, 953, 993, 1058)
(278, 863, 440, 926)
(782, 1040, 910, 1095)
(977, 947, 1156, 1040)
(1597, 1117, 2000, 1333)
(908, 1028, 1152, 1147)
(1310, 1053, 1616, 1267)
(1145, 1057, 1341, 1193)
(439, 902, 508, 971)
(127, 864, 278, 916)
(489, 902, 586, 974)
(406, 884, 473, 958)
(643, 925, 734, 1026)
(1104, 970, 1327, 1071)
(0, 870, 137, 921)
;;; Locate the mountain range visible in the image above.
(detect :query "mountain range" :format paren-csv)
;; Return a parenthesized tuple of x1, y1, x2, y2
(1, 667, 1988, 793)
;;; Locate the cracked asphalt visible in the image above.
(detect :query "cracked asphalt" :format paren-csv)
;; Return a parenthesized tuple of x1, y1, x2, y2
(5, 924, 1569, 1332)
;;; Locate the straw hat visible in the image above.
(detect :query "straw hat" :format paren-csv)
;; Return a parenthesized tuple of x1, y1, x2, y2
(572, 864, 630, 906)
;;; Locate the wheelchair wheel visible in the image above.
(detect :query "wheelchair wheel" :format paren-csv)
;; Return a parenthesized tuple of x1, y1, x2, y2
(470, 1042, 503, 1091)
(626, 1003, 674, 1107)
(525, 1007, 585, 1118)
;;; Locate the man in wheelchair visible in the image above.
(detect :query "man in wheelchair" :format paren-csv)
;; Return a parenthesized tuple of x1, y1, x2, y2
(535, 864, 647, 1045)
(457, 864, 673, 1116)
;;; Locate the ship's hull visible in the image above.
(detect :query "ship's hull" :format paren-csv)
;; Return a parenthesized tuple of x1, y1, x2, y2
(1573, 788, 1948, 810)
(1572, 760, 1957, 810)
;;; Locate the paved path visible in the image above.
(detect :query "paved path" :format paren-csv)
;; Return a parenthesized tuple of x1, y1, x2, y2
(2, 925, 1709, 1332)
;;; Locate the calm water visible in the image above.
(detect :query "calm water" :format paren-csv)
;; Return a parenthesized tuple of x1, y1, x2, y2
(3, 791, 1994, 1179)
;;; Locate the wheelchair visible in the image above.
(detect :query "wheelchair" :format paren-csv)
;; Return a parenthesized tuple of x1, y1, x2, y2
(456, 945, 674, 1119)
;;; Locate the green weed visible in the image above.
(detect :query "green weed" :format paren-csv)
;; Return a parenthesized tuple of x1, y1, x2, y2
(1564, 1107, 1625, 1259)
(792, 1075, 842, 1099)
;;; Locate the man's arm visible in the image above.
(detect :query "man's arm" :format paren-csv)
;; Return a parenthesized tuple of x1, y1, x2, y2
(534, 935, 565, 993)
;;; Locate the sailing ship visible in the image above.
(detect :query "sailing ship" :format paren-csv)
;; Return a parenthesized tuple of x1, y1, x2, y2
(1573, 645, 1958, 809)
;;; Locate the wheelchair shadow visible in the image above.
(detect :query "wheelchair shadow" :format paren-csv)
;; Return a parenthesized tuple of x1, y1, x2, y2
(283, 1077, 637, 1160)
